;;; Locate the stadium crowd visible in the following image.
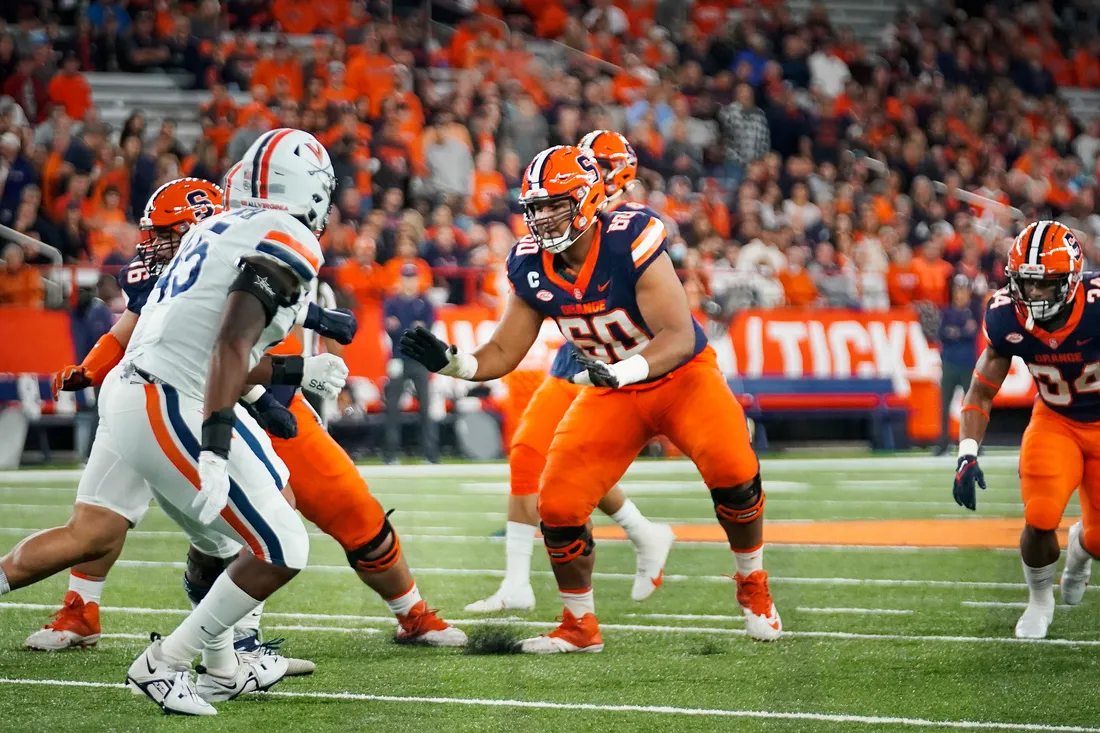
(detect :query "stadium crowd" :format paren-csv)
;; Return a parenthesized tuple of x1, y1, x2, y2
(0, 0, 1097, 328)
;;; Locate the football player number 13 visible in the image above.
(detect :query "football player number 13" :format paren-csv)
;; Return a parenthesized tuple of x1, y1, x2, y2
(558, 310, 649, 361)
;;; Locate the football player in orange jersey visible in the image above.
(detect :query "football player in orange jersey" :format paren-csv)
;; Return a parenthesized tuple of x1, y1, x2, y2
(955, 220, 1099, 639)
(6, 176, 466, 659)
(403, 146, 779, 652)
(465, 130, 675, 613)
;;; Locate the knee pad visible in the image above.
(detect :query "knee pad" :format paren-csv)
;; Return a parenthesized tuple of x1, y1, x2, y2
(1023, 497, 1064, 532)
(509, 443, 544, 496)
(183, 547, 234, 606)
(540, 522, 594, 564)
(711, 474, 765, 524)
(346, 510, 402, 573)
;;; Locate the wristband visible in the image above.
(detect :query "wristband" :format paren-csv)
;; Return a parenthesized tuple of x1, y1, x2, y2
(201, 408, 236, 459)
(958, 438, 979, 458)
(270, 355, 305, 385)
(241, 385, 266, 405)
(614, 354, 650, 386)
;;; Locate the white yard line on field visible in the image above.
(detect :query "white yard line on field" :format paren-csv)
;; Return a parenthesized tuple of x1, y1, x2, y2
(962, 601, 1074, 609)
(0, 677, 1096, 732)
(0, 454, 1027, 485)
(794, 607, 915, 615)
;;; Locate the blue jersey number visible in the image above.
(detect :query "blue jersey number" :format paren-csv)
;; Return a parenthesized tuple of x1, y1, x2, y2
(154, 237, 209, 302)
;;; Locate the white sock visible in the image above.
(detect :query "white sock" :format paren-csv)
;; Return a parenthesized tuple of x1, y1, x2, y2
(69, 572, 105, 605)
(734, 545, 764, 576)
(233, 600, 264, 641)
(560, 588, 595, 617)
(0, 566, 9, 596)
(385, 583, 423, 617)
(1023, 560, 1057, 607)
(503, 521, 536, 589)
(159, 573, 259, 668)
(201, 629, 237, 678)
(610, 499, 654, 546)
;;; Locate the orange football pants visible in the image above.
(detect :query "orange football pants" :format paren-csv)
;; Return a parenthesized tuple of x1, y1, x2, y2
(510, 375, 584, 496)
(269, 394, 386, 551)
(1020, 399, 1100, 554)
(538, 347, 759, 527)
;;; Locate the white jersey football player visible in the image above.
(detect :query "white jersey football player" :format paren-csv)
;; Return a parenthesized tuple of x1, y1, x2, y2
(99, 128, 340, 715)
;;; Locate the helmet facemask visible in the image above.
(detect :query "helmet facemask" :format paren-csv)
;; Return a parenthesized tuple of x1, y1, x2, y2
(523, 192, 586, 253)
(1007, 264, 1079, 328)
(138, 221, 188, 277)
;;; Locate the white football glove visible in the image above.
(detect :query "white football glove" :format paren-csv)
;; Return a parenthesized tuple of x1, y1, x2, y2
(302, 353, 348, 399)
(191, 451, 230, 525)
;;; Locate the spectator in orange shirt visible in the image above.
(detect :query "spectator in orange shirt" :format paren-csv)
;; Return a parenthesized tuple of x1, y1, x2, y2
(272, 0, 316, 34)
(348, 37, 394, 118)
(200, 81, 237, 123)
(48, 53, 93, 123)
(322, 62, 358, 108)
(0, 243, 44, 307)
(887, 245, 920, 307)
(469, 149, 507, 218)
(382, 234, 433, 295)
(236, 84, 281, 132)
(911, 235, 954, 307)
(337, 233, 388, 307)
(252, 37, 303, 101)
(778, 244, 819, 306)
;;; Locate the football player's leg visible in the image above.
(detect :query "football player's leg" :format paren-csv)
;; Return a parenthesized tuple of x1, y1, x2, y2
(1016, 410, 1082, 638)
(468, 376, 576, 612)
(520, 390, 652, 653)
(649, 354, 779, 641)
(1, 418, 152, 649)
(274, 395, 465, 646)
(596, 484, 675, 602)
(107, 382, 303, 714)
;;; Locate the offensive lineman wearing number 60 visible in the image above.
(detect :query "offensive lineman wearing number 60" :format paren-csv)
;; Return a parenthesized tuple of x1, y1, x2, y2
(954, 220, 1100, 640)
(401, 144, 779, 652)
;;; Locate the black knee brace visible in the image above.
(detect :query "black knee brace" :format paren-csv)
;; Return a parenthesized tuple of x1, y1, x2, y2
(540, 522, 595, 564)
(711, 474, 765, 524)
(183, 547, 234, 606)
(346, 510, 401, 573)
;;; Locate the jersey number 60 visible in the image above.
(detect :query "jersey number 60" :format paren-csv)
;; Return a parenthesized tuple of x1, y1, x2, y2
(558, 309, 649, 361)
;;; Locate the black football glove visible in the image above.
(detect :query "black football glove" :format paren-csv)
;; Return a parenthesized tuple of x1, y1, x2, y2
(570, 351, 620, 388)
(400, 325, 453, 372)
(303, 303, 358, 345)
(242, 391, 298, 440)
(53, 365, 93, 399)
(953, 454, 986, 511)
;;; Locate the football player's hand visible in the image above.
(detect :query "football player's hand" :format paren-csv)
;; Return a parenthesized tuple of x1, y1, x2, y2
(399, 326, 477, 379)
(242, 391, 298, 440)
(569, 352, 621, 388)
(302, 353, 348, 399)
(53, 365, 92, 399)
(953, 454, 986, 511)
(193, 451, 231, 525)
(303, 303, 358, 345)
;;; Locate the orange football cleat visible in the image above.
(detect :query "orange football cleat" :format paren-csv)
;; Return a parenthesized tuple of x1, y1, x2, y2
(517, 608, 604, 653)
(25, 591, 102, 650)
(735, 570, 782, 641)
(395, 601, 468, 647)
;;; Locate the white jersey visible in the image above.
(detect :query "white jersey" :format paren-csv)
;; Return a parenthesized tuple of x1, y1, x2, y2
(125, 207, 324, 400)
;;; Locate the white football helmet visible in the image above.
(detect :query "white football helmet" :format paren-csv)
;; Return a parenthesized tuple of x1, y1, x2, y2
(224, 128, 336, 235)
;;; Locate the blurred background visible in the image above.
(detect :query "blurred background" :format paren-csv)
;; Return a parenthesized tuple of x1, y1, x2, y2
(1, 0, 1098, 465)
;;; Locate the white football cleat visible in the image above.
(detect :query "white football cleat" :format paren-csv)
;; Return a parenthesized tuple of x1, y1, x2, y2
(196, 651, 288, 702)
(516, 608, 604, 654)
(127, 635, 216, 716)
(464, 584, 536, 613)
(736, 570, 783, 642)
(233, 632, 315, 676)
(1014, 603, 1055, 639)
(631, 523, 676, 602)
(1061, 521, 1092, 606)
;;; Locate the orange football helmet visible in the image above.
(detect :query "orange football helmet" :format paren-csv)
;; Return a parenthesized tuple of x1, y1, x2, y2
(578, 129, 637, 197)
(1006, 220, 1083, 324)
(519, 145, 606, 253)
(139, 177, 224, 274)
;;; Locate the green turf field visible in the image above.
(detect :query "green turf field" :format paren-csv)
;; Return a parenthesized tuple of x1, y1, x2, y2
(1, 456, 1099, 732)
